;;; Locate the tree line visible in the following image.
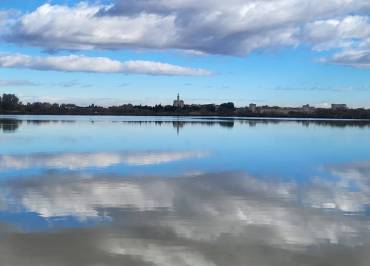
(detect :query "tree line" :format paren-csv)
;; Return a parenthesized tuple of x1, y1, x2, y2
(1, 93, 370, 119)
(0, 93, 236, 115)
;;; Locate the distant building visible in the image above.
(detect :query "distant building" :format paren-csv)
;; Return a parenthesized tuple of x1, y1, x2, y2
(173, 93, 185, 108)
(331, 104, 347, 110)
(62, 104, 77, 110)
(249, 103, 257, 112)
(300, 104, 315, 113)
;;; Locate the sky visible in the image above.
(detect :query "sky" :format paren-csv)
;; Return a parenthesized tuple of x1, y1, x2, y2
(0, 0, 370, 107)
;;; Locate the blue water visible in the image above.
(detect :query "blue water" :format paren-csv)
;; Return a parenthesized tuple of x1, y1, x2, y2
(0, 115, 369, 266)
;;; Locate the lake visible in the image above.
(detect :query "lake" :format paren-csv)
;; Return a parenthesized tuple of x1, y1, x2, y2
(0, 115, 369, 266)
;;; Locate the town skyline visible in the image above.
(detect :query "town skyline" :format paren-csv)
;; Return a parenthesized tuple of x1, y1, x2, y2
(0, 92, 356, 109)
(2, 92, 369, 120)
(0, 91, 360, 110)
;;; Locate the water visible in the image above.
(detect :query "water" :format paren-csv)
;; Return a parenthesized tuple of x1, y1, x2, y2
(0, 115, 369, 266)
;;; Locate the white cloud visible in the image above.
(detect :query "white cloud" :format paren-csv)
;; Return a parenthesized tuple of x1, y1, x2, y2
(7, 3, 177, 51)
(322, 49, 370, 68)
(4, 0, 370, 60)
(301, 15, 370, 67)
(303, 16, 370, 51)
(0, 53, 211, 76)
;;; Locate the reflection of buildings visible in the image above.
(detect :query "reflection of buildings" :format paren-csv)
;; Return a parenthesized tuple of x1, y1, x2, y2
(219, 121, 234, 128)
(173, 94, 185, 108)
(173, 120, 236, 135)
(173, 121, 185, 135)
(248, 120, 257, 127)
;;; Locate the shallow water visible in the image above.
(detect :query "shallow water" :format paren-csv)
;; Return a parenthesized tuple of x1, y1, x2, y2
(0, 115, 369, 266)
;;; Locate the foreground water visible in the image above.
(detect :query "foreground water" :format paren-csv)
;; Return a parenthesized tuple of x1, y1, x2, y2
(0, 115, 369, 266)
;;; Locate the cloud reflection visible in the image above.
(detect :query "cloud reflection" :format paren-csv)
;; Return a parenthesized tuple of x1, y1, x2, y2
(0, 151, 208, 170)
(18, 176, 174, 218)
(0, 161, 369, 265)
(2, 162, 369, 245)
(305, 161, 370, 213)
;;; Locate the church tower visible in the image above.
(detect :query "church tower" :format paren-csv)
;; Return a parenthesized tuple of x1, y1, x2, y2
(173, 93, 184, 108)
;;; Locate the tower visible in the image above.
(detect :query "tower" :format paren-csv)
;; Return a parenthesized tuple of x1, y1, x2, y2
(173, 93, 184, 108)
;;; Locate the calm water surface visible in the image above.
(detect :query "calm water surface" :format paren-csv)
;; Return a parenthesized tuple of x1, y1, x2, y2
(0, 115, 369, 266)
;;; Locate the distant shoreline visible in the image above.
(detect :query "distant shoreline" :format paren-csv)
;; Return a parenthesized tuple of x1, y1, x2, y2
(1, 94, 370, 120)
(1, 112, 370, 121)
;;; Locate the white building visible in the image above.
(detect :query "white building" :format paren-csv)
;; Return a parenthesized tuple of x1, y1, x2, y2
(173, 94, 185, 108)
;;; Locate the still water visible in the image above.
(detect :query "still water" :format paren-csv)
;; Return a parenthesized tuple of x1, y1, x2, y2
(0, 115, 369, 266)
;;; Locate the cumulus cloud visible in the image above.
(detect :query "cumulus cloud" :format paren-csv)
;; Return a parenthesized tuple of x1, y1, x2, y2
(3, 0, 370, 61)
(300, 15, 370, 67)
(302, 16, 370, 51)
(0, 53, 211, 76)
(322, 49, 370, 68)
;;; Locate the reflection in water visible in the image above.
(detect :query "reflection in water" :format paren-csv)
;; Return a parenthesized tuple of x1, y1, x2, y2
(0, 151, 208, 170)
(173, 121, 234, 134)
(0, 119, 21, 133)
(0, 164, 369, 265)
(119, 119, 370, 130)
(0, 118, 76, 133)
(1, 116, 370, 135)
(0, 116, 369, 265)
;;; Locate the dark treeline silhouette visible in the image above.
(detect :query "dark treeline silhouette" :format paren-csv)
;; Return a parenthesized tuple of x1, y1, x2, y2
(1, 93, 370, 119)
(0, 94, 20, 111)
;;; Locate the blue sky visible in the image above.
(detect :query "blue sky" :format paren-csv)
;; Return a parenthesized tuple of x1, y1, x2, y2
(1, 0, 370, 107)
